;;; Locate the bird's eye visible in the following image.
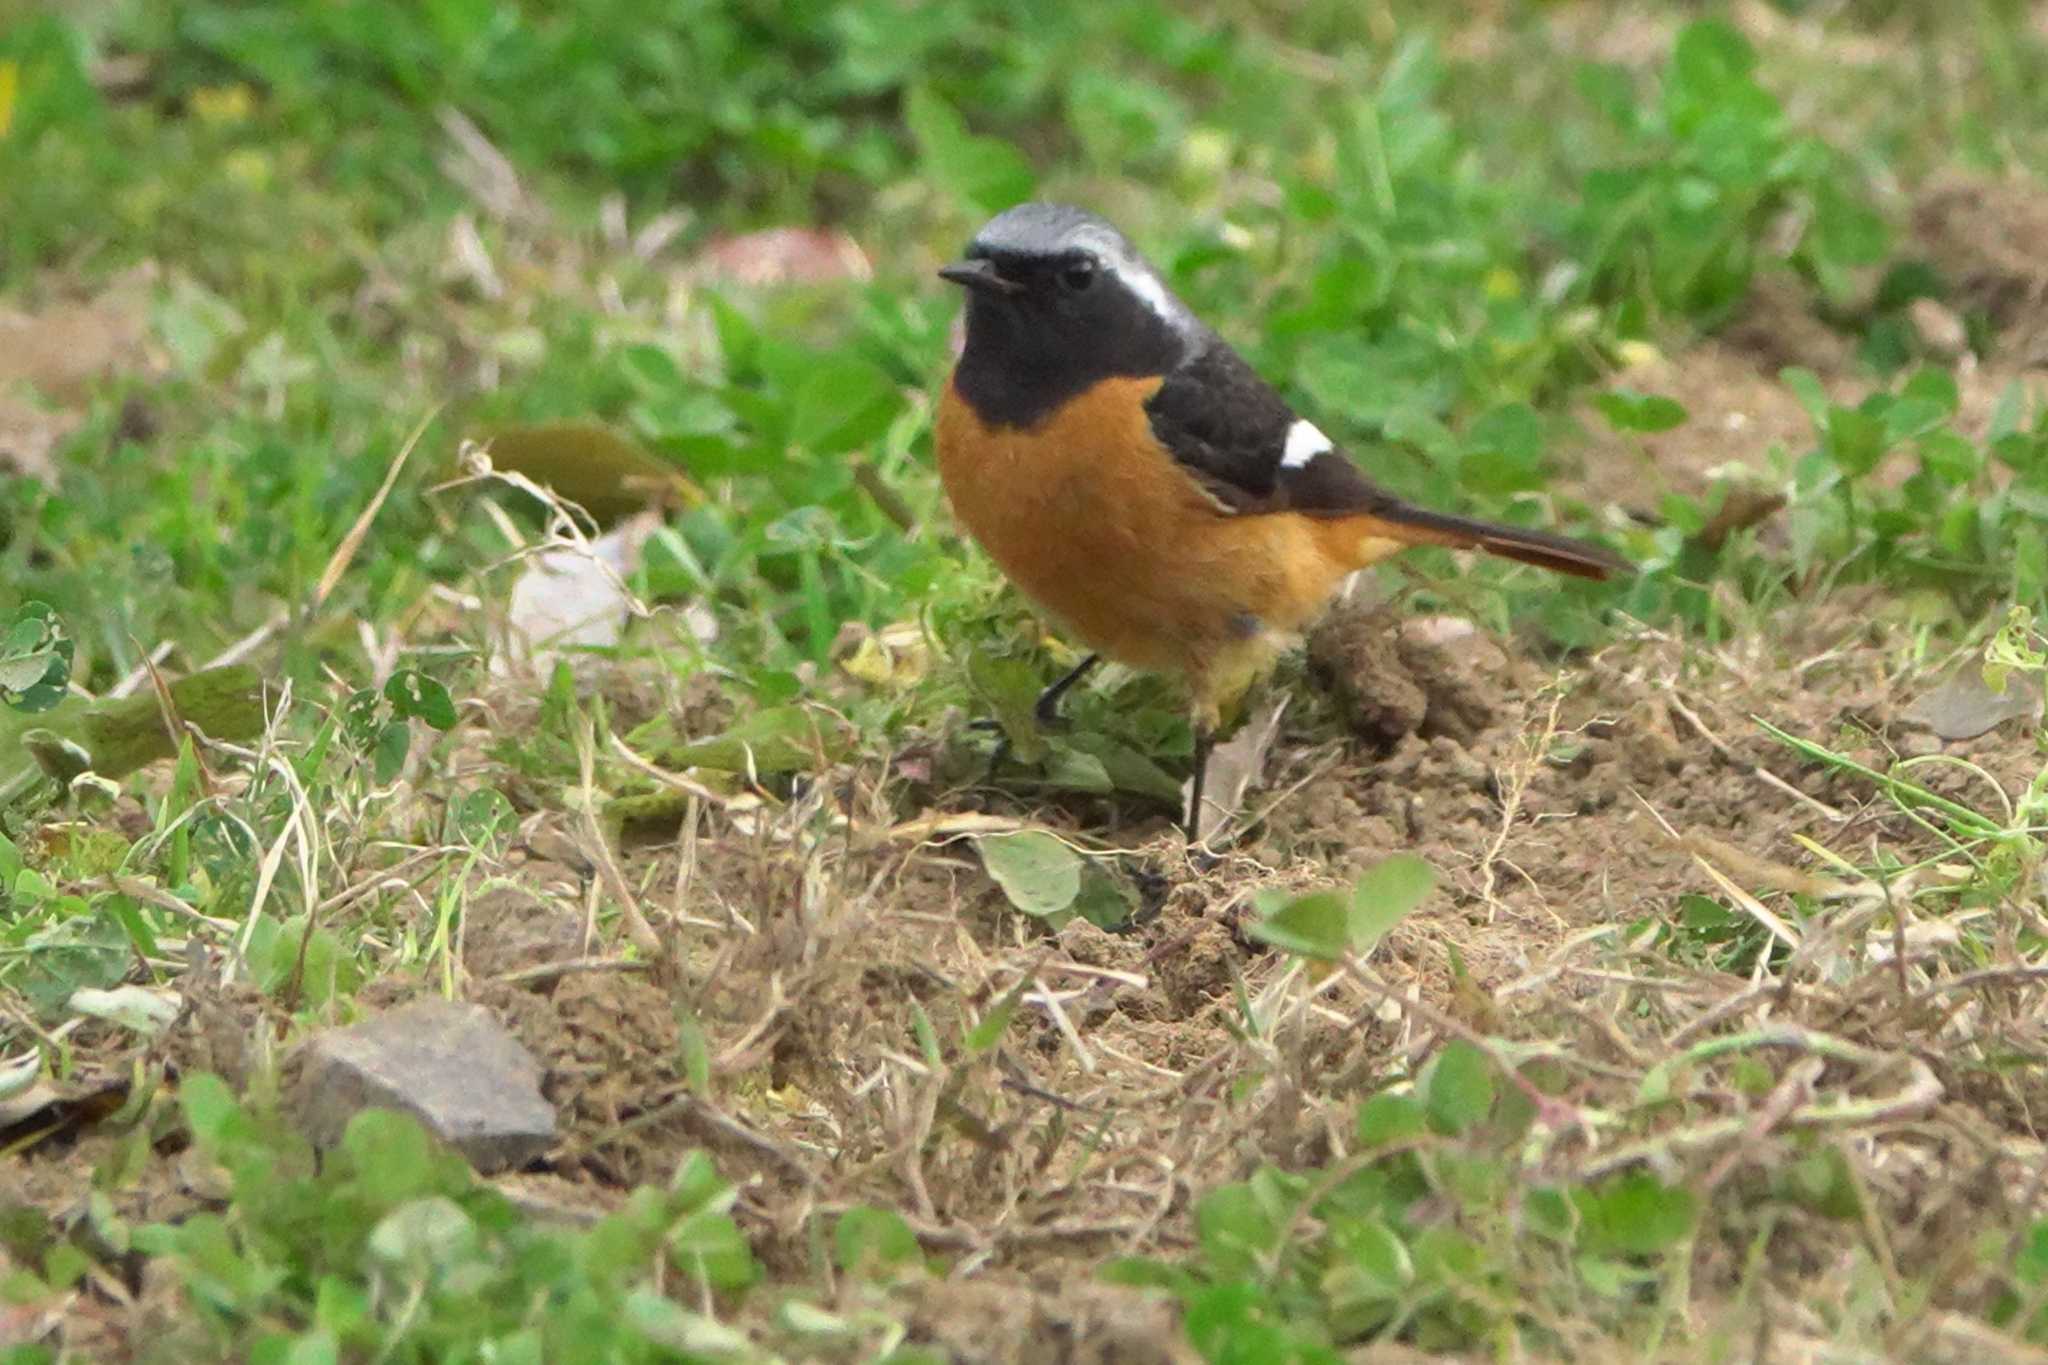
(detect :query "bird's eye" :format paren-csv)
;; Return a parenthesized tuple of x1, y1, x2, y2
(1060, 261, 1097, 293)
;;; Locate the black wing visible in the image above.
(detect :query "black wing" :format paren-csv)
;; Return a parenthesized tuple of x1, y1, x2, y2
(1143, 336, 1402, 518)
(1145, 336, 1634, 581)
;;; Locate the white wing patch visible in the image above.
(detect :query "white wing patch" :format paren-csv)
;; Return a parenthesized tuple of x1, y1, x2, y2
(1280, 419, 1333, 470)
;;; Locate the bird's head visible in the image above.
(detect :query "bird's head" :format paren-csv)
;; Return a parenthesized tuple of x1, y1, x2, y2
(940, 203, 1198, 427)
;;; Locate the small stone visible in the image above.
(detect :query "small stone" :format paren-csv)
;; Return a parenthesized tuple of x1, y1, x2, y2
(1897, 731, 1944, 759)
(1907, 296, 1969, 359)
(290, 1000, 555, 1174)
(1398, 615, 1508, 674)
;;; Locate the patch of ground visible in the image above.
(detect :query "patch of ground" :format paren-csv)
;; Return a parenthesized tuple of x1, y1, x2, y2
(1281, 597, 1939, 983)
(9, 579, 2042, 1357)
(1915, 171, 2048, 370)
(1569, 285, 1841, 521)
(895, 1276, 1196, 1364)
(461, 881, 589, 979)
(402, 572, 2042, 1308)
(3, 975, 292, 1276)
(1572, 173, 2048, 550)
(477, 969, 689, 1186)
(0, 264, 160, 482)
(20, 128, 2048, 1365)
(1570, 251, 1896, 513)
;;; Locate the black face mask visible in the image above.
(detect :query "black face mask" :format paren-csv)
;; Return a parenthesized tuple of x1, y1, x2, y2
(949, 253, 1191, 430)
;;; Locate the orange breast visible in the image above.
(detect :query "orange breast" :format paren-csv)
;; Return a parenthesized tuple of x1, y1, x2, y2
(934, 376, 1372, 686)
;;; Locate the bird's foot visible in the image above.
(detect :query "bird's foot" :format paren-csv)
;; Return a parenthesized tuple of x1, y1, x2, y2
(1034, 653, 1102, 730)
(967, 654, 1105, 780)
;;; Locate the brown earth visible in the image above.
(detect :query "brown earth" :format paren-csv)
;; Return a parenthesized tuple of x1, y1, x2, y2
(242, 577, 2025, 1318)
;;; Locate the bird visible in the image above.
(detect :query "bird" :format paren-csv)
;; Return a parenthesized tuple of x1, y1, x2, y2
(933, 203, 1630, 838)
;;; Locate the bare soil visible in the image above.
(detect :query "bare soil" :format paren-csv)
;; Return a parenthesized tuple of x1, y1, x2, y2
(230, 573, 2020, 1356)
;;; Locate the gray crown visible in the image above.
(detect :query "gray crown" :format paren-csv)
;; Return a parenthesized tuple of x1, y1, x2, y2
(968, 202, 1196, 332)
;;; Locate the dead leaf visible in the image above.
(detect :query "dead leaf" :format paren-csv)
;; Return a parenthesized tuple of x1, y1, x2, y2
(445, 213, 504, 299)
(0, 1082, 60, 1132)
(0, 1073, 131, 1155)
(69, 985, 182, 1035)
(1689, 484, 1787, 552)
(480, 420, 699, 525)
(0, 1050, 43, 1107)
(1189, 695, 1290, 843)
(437, 105, 543, 226)
(496, 514, 656, 677)
(1681, 832, 1873, 901)
(692, 227, 873, 287)
(1, 664, 269, 805)
(878, 810, 1033, 845)
(1903, 665, 2044, 741)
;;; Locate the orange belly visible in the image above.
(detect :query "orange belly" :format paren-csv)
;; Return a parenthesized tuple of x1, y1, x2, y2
(935, 376, 1404, 702)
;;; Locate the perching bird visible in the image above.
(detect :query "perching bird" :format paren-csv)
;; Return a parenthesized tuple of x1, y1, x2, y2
(934, 203, 1628, 836)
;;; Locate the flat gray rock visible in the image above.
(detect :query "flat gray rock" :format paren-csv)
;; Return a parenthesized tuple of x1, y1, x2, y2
(291, 999, 555, 1174)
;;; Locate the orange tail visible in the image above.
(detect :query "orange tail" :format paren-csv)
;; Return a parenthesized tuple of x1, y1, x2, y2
(1348, 506, 1632, 581)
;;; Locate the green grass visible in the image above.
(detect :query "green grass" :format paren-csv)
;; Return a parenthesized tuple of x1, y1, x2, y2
(7, 1, 2048, 1360)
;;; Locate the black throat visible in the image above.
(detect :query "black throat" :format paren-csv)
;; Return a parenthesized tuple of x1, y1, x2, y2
(950, 289, 1191, 430)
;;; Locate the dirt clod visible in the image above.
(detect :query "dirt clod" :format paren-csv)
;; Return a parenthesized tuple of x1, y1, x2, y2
(477, 970, 687, 1186)
(1915, 172, 2048, 365)
(1151, 919, 1237, 1021)
(1309, 605, 1508, 748)
(1309, 608, 1426, 745)
(463, 884, 586, 979)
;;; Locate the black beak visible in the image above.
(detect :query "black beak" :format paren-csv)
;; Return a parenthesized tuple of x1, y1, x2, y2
(938, 259, 1021, 296)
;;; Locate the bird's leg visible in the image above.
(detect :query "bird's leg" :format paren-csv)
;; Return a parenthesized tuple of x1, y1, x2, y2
(974, 652, 1102, 778)
(1033, 653, 1101, 729)
(1185, 715, 1216, 841)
